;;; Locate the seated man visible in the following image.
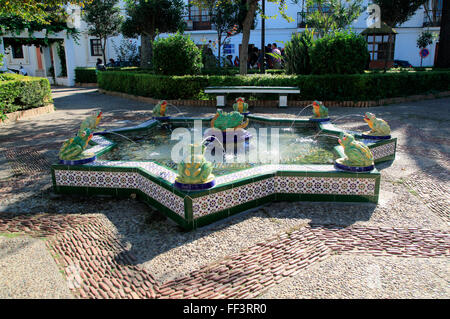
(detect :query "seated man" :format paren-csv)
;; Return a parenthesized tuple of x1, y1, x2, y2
(96, 58, 106, 71)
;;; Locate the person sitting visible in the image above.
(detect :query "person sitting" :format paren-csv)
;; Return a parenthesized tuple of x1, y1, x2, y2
(107, 58, 116, 67)
(96, 58, 106, 71)
(266, 44, 273, 69)
(249, 47, 259, 68)
(271, 43, 282, 69)
(19, 64, 28, 76)
(224, 55, 233, 67)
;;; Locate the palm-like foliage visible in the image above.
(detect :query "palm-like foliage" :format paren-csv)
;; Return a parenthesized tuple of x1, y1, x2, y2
(284, 28, 314, 74)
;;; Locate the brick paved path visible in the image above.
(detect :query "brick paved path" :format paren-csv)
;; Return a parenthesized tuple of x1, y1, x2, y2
(1, 213, 448, 299)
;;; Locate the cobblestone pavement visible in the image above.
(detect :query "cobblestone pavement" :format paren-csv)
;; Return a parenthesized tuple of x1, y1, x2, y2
(0, 213, 448, 299)
(0, 87, 449, 298)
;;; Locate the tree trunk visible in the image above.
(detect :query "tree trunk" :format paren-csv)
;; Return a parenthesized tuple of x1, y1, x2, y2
(239, 0, 258, 75)
(218, 34, 222, 68)
(140, 34, 153, 69)
(436, 0, 450, 68)
(102, 37, 107, 66)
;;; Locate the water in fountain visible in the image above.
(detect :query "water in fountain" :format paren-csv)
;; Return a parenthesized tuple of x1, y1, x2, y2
(167, 103, 185, 116)
(103, 131, 138, 144)
(100, 122, 338, 175)
(331, 114, 365, 123)
(288, 104, 314, 130)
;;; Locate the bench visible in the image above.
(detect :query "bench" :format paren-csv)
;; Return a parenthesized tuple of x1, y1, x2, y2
(204, 86, 301, 108)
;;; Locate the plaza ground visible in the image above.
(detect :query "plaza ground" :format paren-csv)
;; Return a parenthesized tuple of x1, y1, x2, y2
(0, 87, 448, 298)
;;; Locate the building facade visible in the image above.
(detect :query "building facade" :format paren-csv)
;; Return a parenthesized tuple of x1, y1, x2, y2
(183, 0, 442, 68)
(0, 0, 443, 86)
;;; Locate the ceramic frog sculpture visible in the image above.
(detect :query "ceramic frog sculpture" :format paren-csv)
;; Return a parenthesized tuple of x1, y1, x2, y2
(79, 111, 102, 133)
(176, 144, 214, 184)
(336, 132, 374, 167)
(363, 112, 391, 136)
(233, 97, 249, 114)
(59, 128, 93, 160)
(153, 100, 168, 117)
(312, 101, 328, 119)
(211, 109, 249, 131)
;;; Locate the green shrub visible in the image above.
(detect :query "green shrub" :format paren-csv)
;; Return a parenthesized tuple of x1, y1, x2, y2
(75, 66, 143, 83)
(98, 70, 450, 101)
(75, 67, 97, 83)
(284, 29, 314, 75)
(0, 74, 52, 120)
(152, 33, 203, 75)
(309, 31, 370, 75)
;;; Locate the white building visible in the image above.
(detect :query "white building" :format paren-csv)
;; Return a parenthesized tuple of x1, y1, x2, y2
(0, 2, 133, 86)
(0, 0, 443, 86)
(183, 0, 442, 68)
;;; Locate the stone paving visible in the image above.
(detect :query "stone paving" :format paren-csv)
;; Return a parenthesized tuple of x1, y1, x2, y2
(0, 87, 449, 299)
(0, 213, 448, 299)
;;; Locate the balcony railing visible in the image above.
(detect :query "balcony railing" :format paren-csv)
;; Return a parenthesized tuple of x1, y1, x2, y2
(423, 9, 442, 27)
(184, 15, 212, 31)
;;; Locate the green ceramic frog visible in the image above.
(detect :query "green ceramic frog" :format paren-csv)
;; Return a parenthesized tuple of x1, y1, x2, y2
(176, 144, 214, 184)
(233, 97, 249, 114)
(363, 112, 391, 136)
(211, 109, 249, 131)
(58, 128, 93, 160)
(153, 100, 168, 117)
(79, 111, 102, 133)
(336, 132, 374, 167)
(312, 101, 328, 119)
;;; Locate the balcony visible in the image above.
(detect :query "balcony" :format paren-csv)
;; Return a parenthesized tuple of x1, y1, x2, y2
(184, 15, 212, 31)
(423, 9, 442, 27)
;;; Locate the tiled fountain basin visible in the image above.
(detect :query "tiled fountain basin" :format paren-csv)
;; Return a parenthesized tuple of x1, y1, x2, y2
(51, 116, 396, 230)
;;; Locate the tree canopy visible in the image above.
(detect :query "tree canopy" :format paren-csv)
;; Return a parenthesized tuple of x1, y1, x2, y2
(122, 0, 186, 68)
(122, 0, 186, 39)
(0, 7, 79, 46)
(82, 0, 122, 63)
(0, 0, 92, 24)
(373, 0, 427, 27)
(293, 0, 364, 37)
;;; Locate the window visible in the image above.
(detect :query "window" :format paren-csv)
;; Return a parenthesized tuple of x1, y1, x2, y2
(187, 0, 211, 30)
(297, 0, 332, 28)
(423, 0, 443, 27)
(223, 44, 235, 55)
(11, 44, 24, 59)
(90, 39, 102, 56)
(366, 34, 395, 61)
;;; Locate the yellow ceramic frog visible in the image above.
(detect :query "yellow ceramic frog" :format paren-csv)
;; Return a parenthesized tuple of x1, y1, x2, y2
(363, 112, 391, 136)
(336, 132, 374, 167)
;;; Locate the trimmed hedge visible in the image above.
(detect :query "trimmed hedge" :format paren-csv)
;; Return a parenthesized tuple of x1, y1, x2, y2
(75, 67, 97, 83)
(75, 66, 141, 83)
(97, 70, 450, 101)
(0, 74, 52, 119)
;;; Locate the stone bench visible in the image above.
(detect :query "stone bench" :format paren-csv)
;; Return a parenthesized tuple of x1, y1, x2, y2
(204, 86, 301, 108)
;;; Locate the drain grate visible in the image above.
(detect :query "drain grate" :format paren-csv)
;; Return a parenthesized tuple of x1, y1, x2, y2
(4, 146, 53, 175)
